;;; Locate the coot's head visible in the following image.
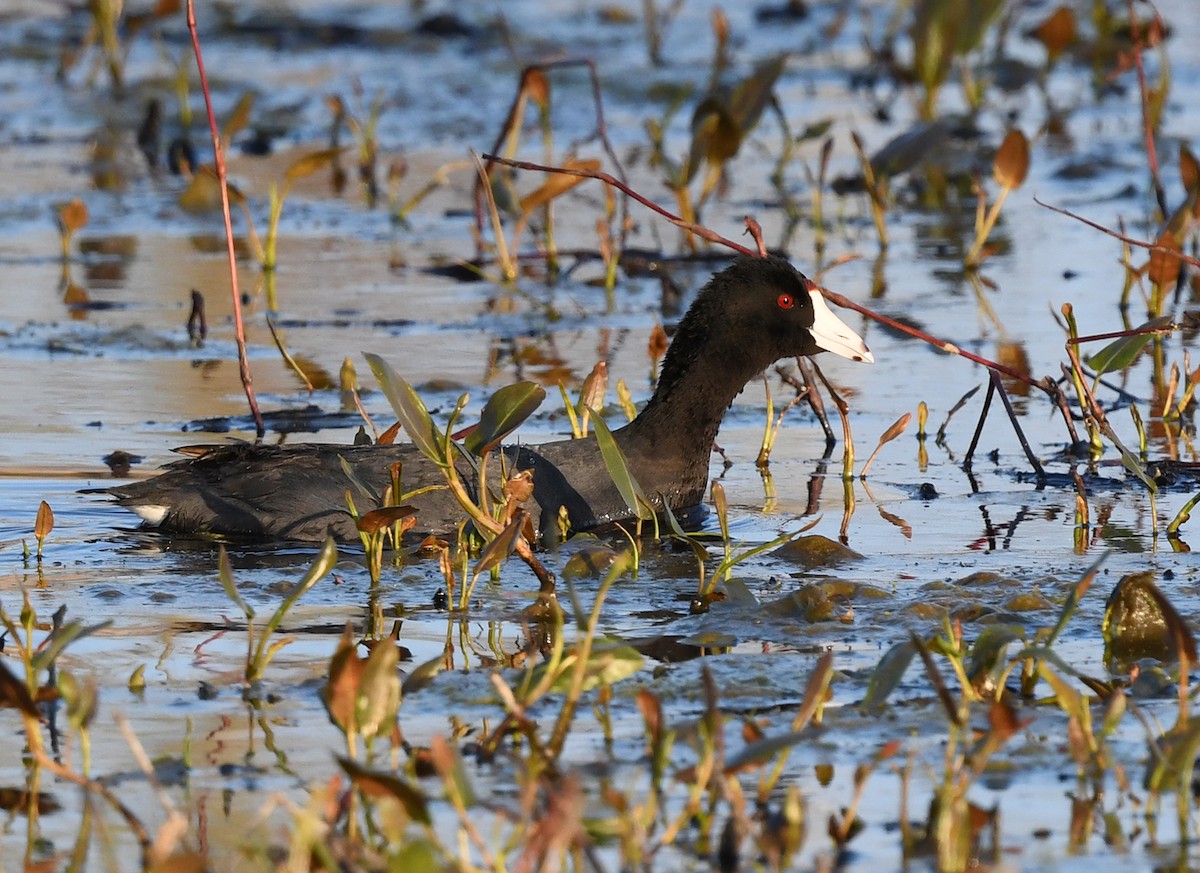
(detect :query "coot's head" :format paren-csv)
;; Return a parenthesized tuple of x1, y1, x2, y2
(664, 257, 873, 387)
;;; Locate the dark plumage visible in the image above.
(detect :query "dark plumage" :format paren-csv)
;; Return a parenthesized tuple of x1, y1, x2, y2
(107, 256, 872, 543)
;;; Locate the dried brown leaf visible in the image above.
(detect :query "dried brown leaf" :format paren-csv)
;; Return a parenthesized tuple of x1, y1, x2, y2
(1148, 229, 1182, 288)
(648, 323, 669, 364)
(518, 158, 602, 215)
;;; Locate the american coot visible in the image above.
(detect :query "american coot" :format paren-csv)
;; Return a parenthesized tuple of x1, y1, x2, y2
(108, 256, 872, 543)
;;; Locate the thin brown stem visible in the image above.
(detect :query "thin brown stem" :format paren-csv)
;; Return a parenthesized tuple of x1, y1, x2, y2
(1034, 197, 1200, 269)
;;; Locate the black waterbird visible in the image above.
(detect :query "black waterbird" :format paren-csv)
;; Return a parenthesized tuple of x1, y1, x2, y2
(107, 257, 873, 543)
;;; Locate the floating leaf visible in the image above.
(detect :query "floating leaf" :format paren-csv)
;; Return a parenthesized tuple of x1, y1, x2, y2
(463, 381, 545, 456)
(993, 129, 1030, 189)
(771, 535, 863, 569)
(365, 353, 447, 466)
(1086, 315, 1173, 374)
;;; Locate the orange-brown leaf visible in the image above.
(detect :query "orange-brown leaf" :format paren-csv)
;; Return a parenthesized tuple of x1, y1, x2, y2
(993, 129, 1030, 189)
(1181, 144, 1199, 195)
(285, 148, 345, 184)
(1148, 230, 1182, 288)
(57, 199, 89, 234)
(524, 68, 550, 109)
(1032, 6, 1076, 61)
(35, 501, 54, 540)
(648, 323, 669, 364)
(356, 506, 416, 535)
(518, 158, 602, 215)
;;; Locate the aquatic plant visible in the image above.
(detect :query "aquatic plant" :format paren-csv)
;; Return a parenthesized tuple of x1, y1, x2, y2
(217, 538, 337, 689)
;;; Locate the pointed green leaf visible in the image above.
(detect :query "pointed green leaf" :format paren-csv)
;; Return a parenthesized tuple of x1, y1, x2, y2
(1085, 316, 1174, 374)
(590, 412, 654, 520)
(463, 381, 546, 456)
(728, 53, 787, 132)
(217, 546, 252, 619)
(365, 353, 447, 466)
(263, 537, 337, 638)
(861, 639, 917, 710)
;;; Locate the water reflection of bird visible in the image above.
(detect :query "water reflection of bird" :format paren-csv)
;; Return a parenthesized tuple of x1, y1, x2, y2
(106, 257, 873, 544)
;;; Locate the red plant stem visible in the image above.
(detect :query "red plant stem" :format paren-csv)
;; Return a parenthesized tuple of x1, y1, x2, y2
(476, 59, 630, 256)
(1034, 196, 1200, 269)
(484, 154, 1041, 388)
(483, 154, 758, 256)
(744, 216, 768, 256)
(816, 285, 1039, 388)
(1126, 0, 1167, 217)
(1068, 323, 1180, 345)
(186, 0, 263, 437)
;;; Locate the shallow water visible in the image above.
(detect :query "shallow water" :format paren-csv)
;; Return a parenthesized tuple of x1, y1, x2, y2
(3, 0, 1200, 869)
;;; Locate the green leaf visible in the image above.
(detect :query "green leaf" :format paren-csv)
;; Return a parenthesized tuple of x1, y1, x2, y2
(365, 352, 447, 466)
(31, 620, 113, 676)
(1085, 316, 1173, 374)
(262, 538, 337, 639)
(590, 412, 654, 520)
(356, 641, 401, 742)
(463, 381, 546, 456)
(966, 624, 1026, 683)
(217, 546, 252, 620)
(861, 639, 917, 710)
(401, 653, 445, 696)
(548, 643, 644, 693)
(727, 53, 787, 132)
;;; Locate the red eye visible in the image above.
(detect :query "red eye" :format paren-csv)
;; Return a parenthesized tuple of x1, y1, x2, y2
(777, 293, 795, 309)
